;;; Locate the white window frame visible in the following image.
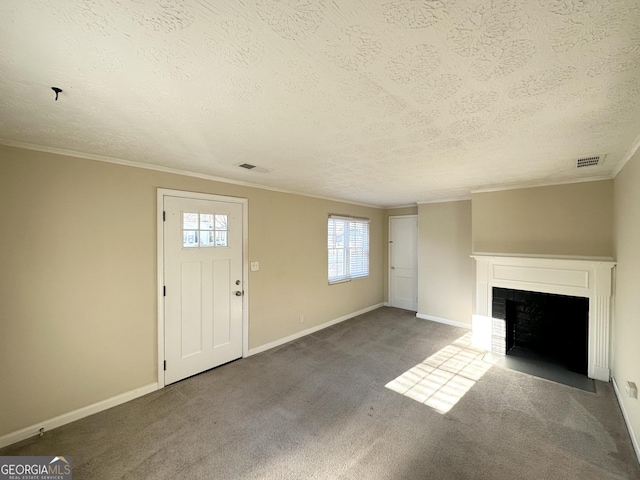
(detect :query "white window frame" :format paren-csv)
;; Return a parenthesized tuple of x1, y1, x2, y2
(328, 215, 370, 284)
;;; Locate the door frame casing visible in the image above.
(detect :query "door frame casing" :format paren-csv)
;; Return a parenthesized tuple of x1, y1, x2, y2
(157, 188, 249, 388)
(388, 214, 418, 310)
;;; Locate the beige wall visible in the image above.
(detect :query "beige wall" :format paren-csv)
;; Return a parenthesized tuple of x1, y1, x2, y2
(0, 145, 384, 437)
(472, 181, 614, 257)
(383, 206, 418, 303)
(613, 149, 640, 449)
(418, 201, 473, 326)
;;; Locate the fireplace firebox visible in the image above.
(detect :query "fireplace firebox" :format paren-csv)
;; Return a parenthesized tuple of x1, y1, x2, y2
(492, 288, 589, 375)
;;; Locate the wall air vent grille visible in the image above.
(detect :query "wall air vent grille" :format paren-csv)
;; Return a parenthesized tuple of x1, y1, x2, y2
(238, 163, 256, 170)
(576, 155, 604, 168)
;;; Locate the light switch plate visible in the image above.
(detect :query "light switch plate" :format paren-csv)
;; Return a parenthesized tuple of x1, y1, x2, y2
(250, 261, 259, 272)
(627, 381, 638, 399)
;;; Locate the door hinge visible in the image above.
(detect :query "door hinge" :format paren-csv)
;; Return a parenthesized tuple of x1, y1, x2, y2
(163, 286, 166, 296)
(164, 360, 166, 371)
(163, 211, 166, 221)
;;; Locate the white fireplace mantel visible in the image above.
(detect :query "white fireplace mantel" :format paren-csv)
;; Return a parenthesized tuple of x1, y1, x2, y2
(471, 253, 616, 382)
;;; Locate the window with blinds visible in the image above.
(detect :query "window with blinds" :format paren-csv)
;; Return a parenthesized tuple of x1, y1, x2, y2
(328, 215, 370, 284)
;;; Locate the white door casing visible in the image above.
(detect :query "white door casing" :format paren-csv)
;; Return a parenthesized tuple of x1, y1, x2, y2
(389, 215, 418, 311)
(158, 190, 248, 386)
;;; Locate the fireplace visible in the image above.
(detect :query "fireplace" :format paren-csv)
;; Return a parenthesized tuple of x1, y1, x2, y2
(471, 254, 615, 381)
(492, 287, 589, 375)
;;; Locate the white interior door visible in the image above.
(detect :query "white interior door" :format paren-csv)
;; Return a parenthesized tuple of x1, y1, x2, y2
(163, 195, 243, 384)
(389, 216, 418, 311)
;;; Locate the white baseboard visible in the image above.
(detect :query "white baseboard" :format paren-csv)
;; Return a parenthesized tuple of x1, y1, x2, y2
(0, 382, 158, 450)
(612, 377, 640, 465)
(416, 313, 471, 329)
(247, 303, 385, 356)
(383, 302, 391, 307)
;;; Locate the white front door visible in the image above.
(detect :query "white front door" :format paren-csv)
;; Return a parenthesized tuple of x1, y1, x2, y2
(163, 194, 244, 384)
(389, 216, 418, 311)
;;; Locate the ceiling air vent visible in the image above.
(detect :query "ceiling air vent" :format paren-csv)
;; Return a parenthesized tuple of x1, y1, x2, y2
(576, 155, 604, 168)
(235, 162, 271, 173)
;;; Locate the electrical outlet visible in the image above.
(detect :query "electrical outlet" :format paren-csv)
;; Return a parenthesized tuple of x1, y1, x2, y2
(299, 314, 304, 324)
(250, 261, 259, 272)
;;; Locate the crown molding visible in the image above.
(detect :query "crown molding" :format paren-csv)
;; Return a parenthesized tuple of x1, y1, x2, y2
(416, 194, 472, 205)
(0, 140, 384, 209)
(470, 174, 614, 196)
(611, 131, 640, 178)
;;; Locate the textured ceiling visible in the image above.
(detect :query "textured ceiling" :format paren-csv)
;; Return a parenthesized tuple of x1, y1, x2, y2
(1, 0, 639, 207)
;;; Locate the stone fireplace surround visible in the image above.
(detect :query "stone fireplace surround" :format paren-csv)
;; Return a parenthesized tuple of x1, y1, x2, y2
(471, 254, 616, 382)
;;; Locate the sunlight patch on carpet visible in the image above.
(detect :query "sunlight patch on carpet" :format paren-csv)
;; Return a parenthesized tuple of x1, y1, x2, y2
(385, 332, 492, 414)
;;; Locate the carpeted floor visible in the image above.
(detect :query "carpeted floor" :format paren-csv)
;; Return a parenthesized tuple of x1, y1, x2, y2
(2, 307, 639, 479)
